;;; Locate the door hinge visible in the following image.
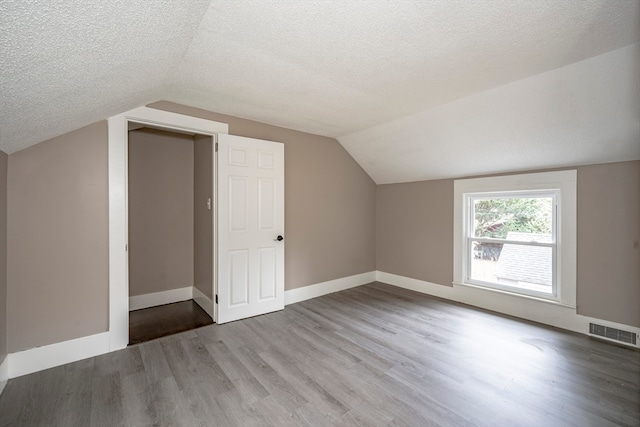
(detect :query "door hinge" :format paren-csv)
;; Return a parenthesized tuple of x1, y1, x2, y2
(215, 294, 218, 304)
(215, 142, 218, 152)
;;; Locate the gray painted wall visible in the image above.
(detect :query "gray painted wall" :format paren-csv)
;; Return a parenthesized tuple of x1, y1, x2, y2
(0, 151, 7, 365)
(6, 103, 376, 352)
(376, 160, 640, 328)
(7, 122, 109, 352)
(128, 128, 195, 297)
(376, 178, 453, 288)
(149, 101, 378, 290)
(576, 161, 640, 327)
(8, 100, 635, 355)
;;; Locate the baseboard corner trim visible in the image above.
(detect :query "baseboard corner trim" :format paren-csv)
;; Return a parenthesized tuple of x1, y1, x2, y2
(0, 355, 8, 396)
(192, 286, 214, 318)
(129, 286, 194, 311)
(285, 271, 377, 305)
(7, 331, 111, 379)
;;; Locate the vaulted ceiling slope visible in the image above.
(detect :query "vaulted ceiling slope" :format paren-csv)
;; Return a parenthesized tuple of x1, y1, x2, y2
(2, 1, 639, 182)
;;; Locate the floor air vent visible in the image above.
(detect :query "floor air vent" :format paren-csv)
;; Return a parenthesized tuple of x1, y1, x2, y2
(589, 323, 637, 345)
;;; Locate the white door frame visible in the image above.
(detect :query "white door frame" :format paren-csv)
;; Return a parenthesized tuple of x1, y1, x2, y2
(107, 106, 228, 351)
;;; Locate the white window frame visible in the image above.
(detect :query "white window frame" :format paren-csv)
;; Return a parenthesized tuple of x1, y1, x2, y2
(453, 170, 576, 308)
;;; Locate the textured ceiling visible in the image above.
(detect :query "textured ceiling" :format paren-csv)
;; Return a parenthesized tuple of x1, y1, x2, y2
(1, 1, 639, 181)
(340, 44, 640, 183)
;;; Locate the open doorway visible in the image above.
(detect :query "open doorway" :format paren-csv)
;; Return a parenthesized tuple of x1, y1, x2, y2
(127, 125, 214, 345)
(108, 107, 228, 351)
(108, 107, 284, 351)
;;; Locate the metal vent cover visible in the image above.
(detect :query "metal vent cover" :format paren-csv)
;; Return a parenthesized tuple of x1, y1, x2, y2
(589, 323, 637, 345)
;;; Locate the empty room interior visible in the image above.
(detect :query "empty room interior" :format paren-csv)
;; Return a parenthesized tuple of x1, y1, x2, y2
(0, 1, 639, 426)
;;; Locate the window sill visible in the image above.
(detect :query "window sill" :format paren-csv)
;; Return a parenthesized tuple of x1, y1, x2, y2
(452, 281, 576, 309)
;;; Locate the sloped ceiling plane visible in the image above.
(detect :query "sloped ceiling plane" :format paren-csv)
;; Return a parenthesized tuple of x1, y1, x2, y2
(2, 1, 639, 183)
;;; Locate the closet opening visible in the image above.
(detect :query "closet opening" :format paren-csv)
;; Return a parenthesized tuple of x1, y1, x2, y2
(126, 123, 215, 345)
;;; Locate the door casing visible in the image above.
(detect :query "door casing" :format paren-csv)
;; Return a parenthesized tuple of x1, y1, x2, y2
(108, 107, 228, 351)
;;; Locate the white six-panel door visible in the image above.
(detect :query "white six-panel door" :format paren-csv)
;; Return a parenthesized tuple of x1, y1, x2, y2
(217, 134, 285, 324)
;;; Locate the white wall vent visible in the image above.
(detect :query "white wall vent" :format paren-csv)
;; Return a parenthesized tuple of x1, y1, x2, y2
(589, 323, 637, 346)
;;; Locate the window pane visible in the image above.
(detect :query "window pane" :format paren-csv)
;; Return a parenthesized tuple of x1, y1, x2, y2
(473, 197, 553, 239)
(470, 241, 553, 294)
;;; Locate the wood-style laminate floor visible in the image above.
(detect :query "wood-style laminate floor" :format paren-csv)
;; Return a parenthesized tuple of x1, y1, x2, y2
(129, 300, 214, 345)
(1, 282, 638, 427)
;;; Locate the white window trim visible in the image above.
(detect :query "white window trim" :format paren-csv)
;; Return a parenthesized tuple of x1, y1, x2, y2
(453, 170, 577, 308)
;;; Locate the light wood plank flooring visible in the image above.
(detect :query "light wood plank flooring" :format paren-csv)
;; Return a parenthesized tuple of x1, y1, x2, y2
(1, 282, 638, 426)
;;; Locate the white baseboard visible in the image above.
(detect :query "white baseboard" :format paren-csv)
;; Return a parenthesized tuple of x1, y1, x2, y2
(376, 271, 640, 348)
(192, 286, 214, 318)
(285, 271, 377, 305)
(0, 355, 8, 396)
(129, 286, 193, 311)
(5, 284, 206, 380)
(7, 332, 111, 379)
(6, 270, 634, 382)
(2, 274, 375, 380)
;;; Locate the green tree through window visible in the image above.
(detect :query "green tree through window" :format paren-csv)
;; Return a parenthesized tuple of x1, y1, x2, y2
(473, 197, 552, 239)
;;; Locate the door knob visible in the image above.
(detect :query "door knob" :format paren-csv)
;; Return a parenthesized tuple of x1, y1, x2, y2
(274, 235, 284, 241)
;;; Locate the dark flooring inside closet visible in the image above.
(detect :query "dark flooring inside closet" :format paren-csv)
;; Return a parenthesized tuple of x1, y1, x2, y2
(129, 300, 213, 345)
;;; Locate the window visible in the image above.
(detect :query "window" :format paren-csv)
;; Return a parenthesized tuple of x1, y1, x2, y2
(467, 192, 557, 297)
(454, 171, 576, 306)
